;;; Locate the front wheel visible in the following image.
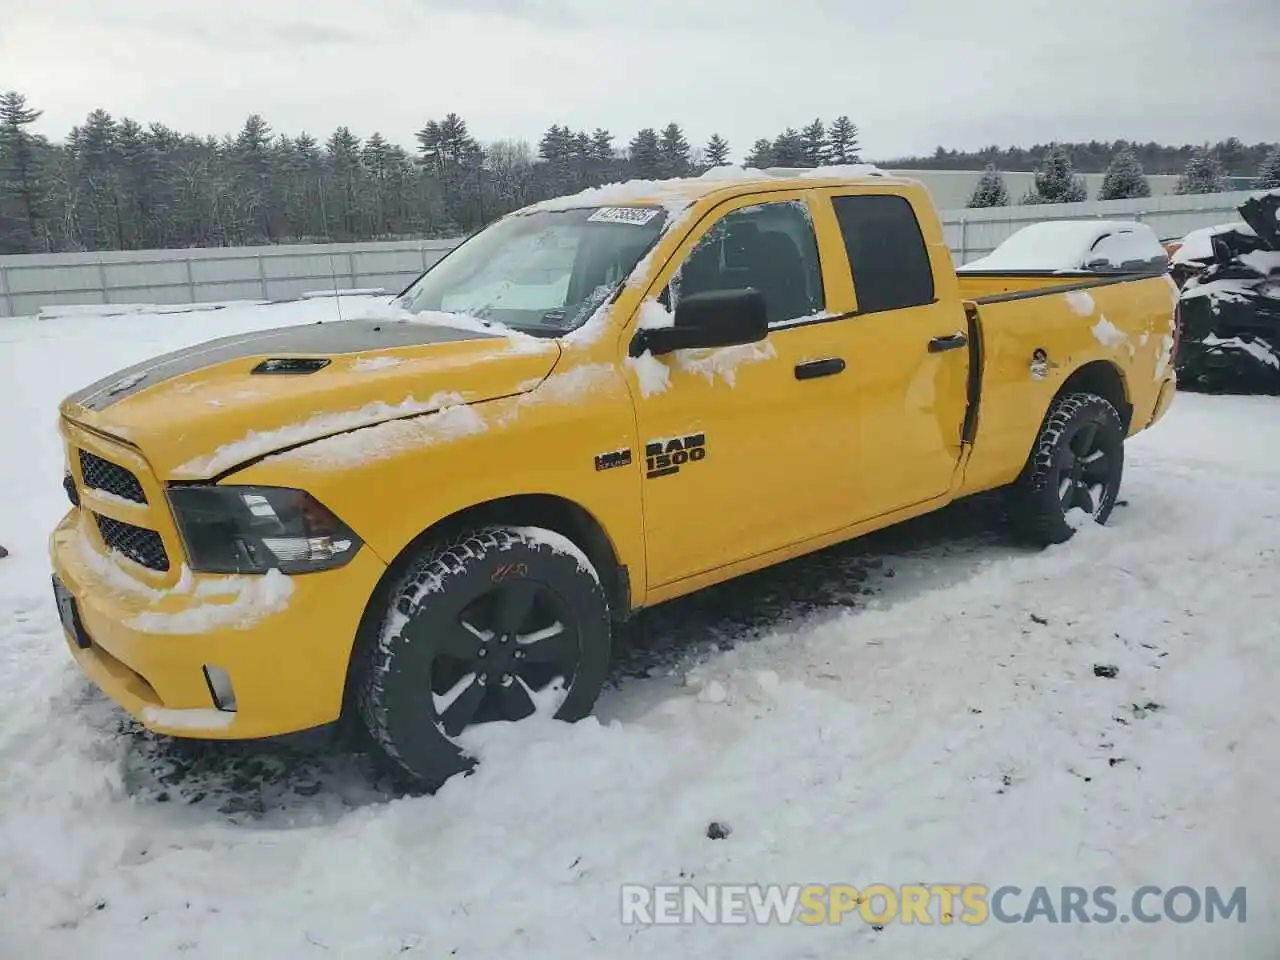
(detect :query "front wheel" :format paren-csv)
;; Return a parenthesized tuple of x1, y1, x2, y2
(1009, 392, 1126, 546)
(355, 526, 612, 790)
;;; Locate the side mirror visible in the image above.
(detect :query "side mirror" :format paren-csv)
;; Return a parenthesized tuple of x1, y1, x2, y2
(631, 288, 769, 357)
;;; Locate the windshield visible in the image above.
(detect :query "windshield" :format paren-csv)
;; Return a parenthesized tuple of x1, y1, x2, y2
(394, 206, 668, 334)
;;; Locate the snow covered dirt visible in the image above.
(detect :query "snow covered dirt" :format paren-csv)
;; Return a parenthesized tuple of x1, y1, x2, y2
(2, 299, 1279, 958)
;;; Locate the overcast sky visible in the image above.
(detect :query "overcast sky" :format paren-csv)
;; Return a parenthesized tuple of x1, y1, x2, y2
(2, 0, 1275, 162)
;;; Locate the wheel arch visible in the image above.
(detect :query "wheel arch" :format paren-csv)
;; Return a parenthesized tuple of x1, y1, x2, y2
(336, 493, 628, 734)
(1057, 359, 1132, 432)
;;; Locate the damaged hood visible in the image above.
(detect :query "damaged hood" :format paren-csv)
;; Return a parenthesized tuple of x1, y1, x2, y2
(59, 317, 562, 480)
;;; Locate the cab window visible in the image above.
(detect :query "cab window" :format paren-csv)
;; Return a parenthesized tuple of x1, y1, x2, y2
(670, 200, 825, 326)
(831, 194, 935, 313)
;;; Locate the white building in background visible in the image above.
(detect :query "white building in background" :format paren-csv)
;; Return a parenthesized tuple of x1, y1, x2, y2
(881, 169, 1186, 210)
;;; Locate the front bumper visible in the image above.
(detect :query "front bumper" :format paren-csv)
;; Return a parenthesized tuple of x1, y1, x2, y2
(49, 509, 387, 740)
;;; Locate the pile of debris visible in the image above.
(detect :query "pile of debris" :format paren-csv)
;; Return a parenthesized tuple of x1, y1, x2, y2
(1174, 190, 1280, 394)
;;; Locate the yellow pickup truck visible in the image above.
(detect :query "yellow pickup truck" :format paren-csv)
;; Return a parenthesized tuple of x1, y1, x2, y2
(49, 168, 1180, 787)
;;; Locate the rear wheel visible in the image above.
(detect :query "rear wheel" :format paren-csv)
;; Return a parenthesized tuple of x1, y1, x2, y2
(1010, 392, 1125, 546)
(356, 526, 611, 790)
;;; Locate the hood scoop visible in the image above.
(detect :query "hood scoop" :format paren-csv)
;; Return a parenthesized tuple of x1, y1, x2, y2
(251, 357, 332, 375)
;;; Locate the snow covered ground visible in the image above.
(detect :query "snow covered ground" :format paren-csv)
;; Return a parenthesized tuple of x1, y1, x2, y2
(2, 299, 1279, 958)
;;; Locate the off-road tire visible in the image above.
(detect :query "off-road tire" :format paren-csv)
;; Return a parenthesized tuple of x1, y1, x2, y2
(1010, 391, 1126, 546)
(355, 525, 611, 790)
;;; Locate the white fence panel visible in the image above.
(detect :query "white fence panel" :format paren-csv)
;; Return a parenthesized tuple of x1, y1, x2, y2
(0, 191, 1270, 317)
(941, 190, 1263, 264)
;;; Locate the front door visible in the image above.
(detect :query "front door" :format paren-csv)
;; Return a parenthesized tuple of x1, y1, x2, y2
(623, 193, 855, 588)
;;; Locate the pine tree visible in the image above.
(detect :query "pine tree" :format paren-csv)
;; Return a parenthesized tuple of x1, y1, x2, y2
(771, 128, 805, 167)
(967, 164, 1010, 207)
(1022, 145, 1087, 204)
(1097, 147, 1151, 200)
(800, 119, 827, 167)
(1211, 137, 1246, 176)
(0, 91, 47, 250)
(361, 132, 394, 235)
(704, 133, 730, 166)
(589, 128, 614, 163)
(826, 116, 861, 164)
(1175, 148, 1228, 195)
(658, 122, 691, 177)
(537, 124, 575, 196)
(628, 127, 662, 178)
(1258, 146, 1280, 189)
(744, 138, 774, 168)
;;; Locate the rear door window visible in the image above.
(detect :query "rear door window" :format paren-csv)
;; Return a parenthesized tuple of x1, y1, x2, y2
(830, 195, 935, 313)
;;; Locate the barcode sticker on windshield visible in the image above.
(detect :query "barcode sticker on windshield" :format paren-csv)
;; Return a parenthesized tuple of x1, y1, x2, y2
(588, 206, 661, 225)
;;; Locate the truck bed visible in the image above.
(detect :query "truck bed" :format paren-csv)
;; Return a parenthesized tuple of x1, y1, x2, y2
(956, 268, 1164, 302)
(955, 268, 1179, 496)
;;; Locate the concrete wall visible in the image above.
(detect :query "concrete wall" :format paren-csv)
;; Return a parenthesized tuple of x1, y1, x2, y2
(0, 189, 1267, 317)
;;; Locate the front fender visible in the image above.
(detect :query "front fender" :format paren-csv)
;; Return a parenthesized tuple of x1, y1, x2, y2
(222, 361, 647, 594)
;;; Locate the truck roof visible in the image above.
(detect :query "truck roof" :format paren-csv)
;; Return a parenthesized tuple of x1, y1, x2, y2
(522, 165, 918, 216)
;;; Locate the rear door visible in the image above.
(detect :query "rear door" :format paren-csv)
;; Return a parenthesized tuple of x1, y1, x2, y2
(816, 190, 972, 519)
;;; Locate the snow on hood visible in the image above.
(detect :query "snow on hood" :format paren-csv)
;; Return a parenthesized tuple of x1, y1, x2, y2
(60, 315, 562, 481)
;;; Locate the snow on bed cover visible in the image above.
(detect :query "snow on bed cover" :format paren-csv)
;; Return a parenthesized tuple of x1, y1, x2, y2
(173, 390, 467, 478)
(960, 220, 1158, 272)
(11, 296, 1280, 960)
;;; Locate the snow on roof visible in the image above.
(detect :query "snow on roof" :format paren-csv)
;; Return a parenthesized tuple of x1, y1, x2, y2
(525, 165, 890, 215)
(959, 219, 1161, 272)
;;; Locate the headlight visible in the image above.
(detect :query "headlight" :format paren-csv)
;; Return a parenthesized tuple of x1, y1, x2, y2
(167, 486, 362, 575)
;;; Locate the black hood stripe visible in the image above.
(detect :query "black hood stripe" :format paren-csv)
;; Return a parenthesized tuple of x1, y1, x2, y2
(67, 318, 499, 411)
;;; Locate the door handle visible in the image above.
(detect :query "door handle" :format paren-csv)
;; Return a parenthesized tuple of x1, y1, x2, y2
(928, 332, 969, 353)
(794, 357, 846, 380)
